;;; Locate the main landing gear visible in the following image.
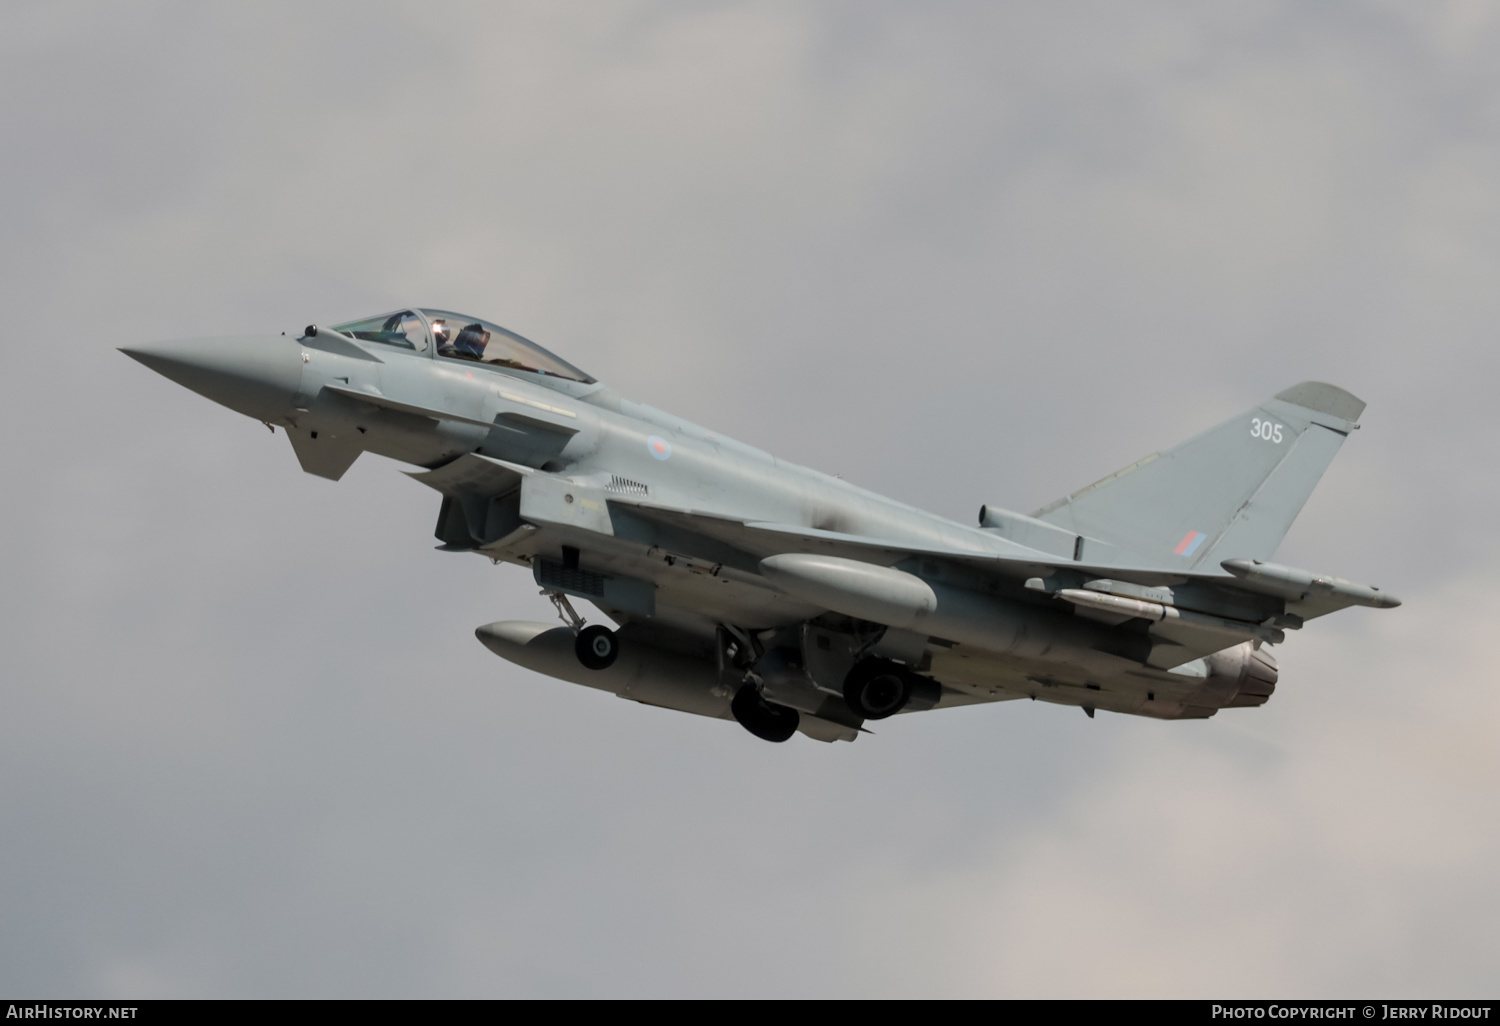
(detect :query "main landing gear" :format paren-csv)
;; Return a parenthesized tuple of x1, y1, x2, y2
(730, 684, 800, 743)
(843, 658, 923, 720)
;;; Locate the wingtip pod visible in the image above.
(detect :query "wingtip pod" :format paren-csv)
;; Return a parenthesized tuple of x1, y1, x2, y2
(1220, 559, 1400, 609)
(1273, 382, 1366, 425)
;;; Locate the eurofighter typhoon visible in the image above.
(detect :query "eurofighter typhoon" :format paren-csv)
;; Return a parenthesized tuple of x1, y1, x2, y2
(121, 310, 1399, 743)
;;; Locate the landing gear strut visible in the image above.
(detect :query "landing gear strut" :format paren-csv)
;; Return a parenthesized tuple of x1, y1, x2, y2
(543, 589, 619, 671)
(730, 684, 800, 743)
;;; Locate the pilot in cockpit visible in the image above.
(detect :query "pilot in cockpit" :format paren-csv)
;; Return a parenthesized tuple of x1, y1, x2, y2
(452, 322, 490, 359)
(433, 318, 490, 360)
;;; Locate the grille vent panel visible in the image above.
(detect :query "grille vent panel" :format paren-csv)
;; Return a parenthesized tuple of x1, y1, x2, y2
(606, 475, 649, 496)
(536, 559, 606, 597)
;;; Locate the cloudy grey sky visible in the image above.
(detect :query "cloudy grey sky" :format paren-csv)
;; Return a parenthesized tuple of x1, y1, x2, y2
(2, 0, 1497, 998)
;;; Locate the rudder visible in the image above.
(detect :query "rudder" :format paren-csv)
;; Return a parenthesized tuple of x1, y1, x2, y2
(1033, 382, 1365, 569)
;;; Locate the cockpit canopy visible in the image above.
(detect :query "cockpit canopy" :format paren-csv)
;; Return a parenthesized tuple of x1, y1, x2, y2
(332, 309, 595, 384)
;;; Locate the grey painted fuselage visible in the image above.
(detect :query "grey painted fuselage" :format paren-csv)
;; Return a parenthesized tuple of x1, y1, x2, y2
(121, 308, 1398, 743)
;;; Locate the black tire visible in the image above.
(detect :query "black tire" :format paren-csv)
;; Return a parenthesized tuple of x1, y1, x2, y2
(574, 624, 619, 670)
(843, 658, 912, 720)
(730, 684, 800, 743)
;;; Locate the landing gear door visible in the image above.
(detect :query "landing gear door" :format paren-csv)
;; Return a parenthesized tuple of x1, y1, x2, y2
(802, 624, 860, 696)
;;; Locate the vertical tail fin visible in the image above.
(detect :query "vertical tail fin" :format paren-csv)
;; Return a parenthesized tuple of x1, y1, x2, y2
(1033, 382, 1365, 569)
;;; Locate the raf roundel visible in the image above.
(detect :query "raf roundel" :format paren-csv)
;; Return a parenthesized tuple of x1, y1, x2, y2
(647, 435, 672, 460)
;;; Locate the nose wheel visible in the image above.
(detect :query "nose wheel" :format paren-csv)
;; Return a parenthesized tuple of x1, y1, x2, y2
(575, 624, 619, 670)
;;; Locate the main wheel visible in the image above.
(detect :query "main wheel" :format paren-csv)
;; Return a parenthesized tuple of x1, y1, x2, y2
(730, 684, 800, 743)
(843, 658, 912, 720)
(574, 624, 619, 670)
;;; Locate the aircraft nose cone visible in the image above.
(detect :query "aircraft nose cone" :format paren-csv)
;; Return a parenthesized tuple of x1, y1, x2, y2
(120, 335, 303, 420)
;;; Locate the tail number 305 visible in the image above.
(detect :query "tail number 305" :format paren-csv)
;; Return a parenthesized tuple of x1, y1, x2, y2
(1251, 418, 1284, 443)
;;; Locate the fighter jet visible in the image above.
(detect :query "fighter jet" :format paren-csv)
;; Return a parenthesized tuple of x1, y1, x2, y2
(121, 309, 1399, 743)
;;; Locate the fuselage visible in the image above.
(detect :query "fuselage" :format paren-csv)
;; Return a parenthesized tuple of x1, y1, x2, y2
(127, 309, 1396, 741)
(283, 324, 1088, 654)
(299, 331, 1014, 556)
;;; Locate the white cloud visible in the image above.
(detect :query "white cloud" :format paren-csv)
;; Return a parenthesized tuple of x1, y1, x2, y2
(867, 573, 1500, 996)
(1, 0, 1497, 997)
